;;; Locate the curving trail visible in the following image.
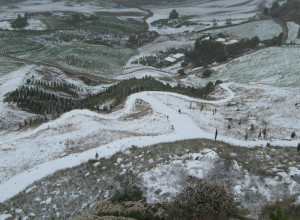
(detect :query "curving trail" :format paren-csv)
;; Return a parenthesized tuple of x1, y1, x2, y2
(0, 83, 297, 203)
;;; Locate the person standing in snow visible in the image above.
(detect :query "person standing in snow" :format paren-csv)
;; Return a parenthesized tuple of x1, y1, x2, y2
(215, 129, 218, 140)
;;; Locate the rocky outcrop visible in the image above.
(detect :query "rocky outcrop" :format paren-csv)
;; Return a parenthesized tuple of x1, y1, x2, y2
(74, 199, 167, 220)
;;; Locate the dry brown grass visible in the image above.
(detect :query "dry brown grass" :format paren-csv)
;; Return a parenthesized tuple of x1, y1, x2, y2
(121, 99, 153, 121)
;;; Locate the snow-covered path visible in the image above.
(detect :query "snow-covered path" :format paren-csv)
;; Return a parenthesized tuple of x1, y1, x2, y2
(0, 83, 298, 203)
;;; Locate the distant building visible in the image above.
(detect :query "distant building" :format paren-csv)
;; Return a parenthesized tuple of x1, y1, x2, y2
(227, 39, 239, 44)
(172, 53, 185, 60)
(216, 37, 226, 42)
(216, 36, 241, 44)
(163, 53, 185, 65)
(164, 57, 177, 64)
(226, 36, 241, 44)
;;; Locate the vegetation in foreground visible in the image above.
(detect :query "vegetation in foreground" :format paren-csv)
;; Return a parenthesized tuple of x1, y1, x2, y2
(0, 138, 299, 219)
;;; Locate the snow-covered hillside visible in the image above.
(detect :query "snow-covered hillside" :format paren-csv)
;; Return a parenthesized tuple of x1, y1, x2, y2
(1, 0, 300, 219)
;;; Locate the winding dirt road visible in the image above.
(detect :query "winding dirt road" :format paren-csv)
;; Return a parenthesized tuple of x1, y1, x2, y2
(259, 14, 288, 44)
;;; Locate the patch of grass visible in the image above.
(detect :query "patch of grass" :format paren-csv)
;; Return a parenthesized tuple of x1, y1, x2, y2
(0, 57, 24, 76)
(40, 16, 76, 30)
(39, 15, 139, 32)
(215, 145, 300, 177)
(260, 195, 300, 220)
(0, 30, 44, 54)
(20, 41, 138, 77)
(80, 16, 139, 33)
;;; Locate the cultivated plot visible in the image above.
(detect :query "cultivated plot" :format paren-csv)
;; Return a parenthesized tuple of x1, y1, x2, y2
(184, 46, 300, 88)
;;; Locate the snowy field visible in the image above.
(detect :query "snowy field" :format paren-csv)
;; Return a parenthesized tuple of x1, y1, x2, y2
(0, 73, 299, 203)
(153, 83, 300, 143)
(0, 66, 37, 133)
(204, 20, 282, 41)
(0, 0, 300, 219)
(146, 0, 261, 34)
(0, 79, 299, 219)
(183, 46, 300, 88)
(286, 21, 300, 44)
(0, 105, 171, 183)
(142, 145, 300, 212)
(0, 0, 145, 20)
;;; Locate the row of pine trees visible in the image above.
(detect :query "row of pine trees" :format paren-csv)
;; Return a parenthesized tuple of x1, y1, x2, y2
(5, 76, 220, 116)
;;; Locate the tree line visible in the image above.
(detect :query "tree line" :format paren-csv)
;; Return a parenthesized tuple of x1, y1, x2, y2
(186, 34, 282, 67)
(4, 76, 220, 116)
(266, 0, 300, 24)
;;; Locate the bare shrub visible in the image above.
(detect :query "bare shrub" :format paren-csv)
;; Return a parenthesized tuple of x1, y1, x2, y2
(111, 170, 145, 203)
(166, 177, 239, 220)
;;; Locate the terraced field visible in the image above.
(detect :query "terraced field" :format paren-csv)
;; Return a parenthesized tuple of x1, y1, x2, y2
(204, 20, 282, 41)
(40, 15, 140, 32)
(0, 31, 45, 55)
(185, 46, 300, 88)
(20, 42, 138, 77)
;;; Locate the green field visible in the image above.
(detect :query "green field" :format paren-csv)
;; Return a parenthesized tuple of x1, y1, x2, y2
(40, 16, 74, 30)
(40, 15, 139, 32)
(0, 57, 24, 76)
(20, 42, 138, 77)
(0, 16, 139, 77)
(0, 30, 45, 54)
(80, 16, 139, 32)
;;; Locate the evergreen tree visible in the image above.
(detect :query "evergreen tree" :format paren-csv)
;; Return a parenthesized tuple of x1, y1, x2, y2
(11, 14, 28, 29)
(169, 9, 179, 19)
